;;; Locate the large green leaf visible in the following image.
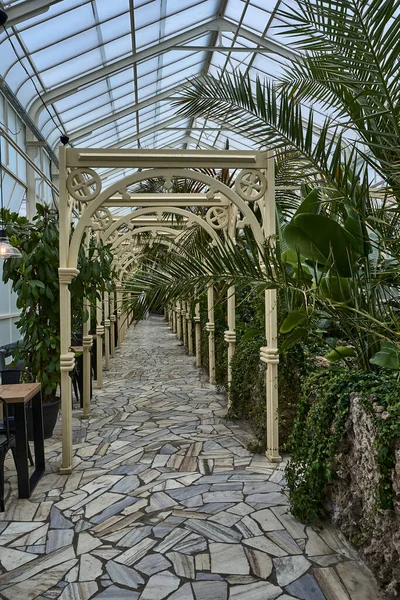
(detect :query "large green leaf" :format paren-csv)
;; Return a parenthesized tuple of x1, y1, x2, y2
(319, 275, 352, 303)
(325, 346, 357, 362)
(370, 342, 400, 370)
(280, 308, 308, 333)
(241, 328, 263, 342)
(294, 188, 322, 217)
(279, 327, 308, 351)
(284, 213, 360, 276)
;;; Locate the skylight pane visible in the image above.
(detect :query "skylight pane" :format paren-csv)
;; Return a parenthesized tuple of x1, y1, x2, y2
(102, 35, 132, 63)
(31, 30, 100, 70)
(136, 22, 161, 49)
(54, 82, 109, 112)
(96, 0, 130, 22)
(41, 48, 104, 88)
(164, 2, 218, 36)
(21, 4, 95, 51)
(242, 4, 271, 33)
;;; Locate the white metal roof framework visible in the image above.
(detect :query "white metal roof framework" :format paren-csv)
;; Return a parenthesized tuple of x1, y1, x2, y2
(0, 0, 320, 190)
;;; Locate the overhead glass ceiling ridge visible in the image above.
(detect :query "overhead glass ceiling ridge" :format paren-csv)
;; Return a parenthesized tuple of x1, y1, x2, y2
(1, 0, 340, 160)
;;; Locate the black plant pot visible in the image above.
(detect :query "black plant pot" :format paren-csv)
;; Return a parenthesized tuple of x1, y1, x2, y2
(27, 397, 61, 441)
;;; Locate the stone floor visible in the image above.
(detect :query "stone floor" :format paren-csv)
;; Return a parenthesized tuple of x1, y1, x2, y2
(0, 315, 382, 599)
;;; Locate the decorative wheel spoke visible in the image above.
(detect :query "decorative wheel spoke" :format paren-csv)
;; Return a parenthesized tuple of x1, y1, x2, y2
(67, 168, 101, 202)
(235, 169, 267, 201)
(91, 208, 112, 231)
(206, 207, 229, 230)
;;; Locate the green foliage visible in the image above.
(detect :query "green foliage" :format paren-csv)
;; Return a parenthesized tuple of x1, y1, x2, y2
(280, 308, 307, 333)
(286, 368, 400, 522)
(228, 288, 307, 449)
(283, 212, 361, 277)
(199, 293, 227, 387)
(324, 346, 357, 362)
(2, 205, 114, 399)
(370, 342, 400, 370)
(120, 1, 400, 523)
(357, 375, 400, 511)
(229, 334, 267, 443)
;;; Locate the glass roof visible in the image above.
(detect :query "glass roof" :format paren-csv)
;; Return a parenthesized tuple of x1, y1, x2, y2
(0, 0, 322, 165)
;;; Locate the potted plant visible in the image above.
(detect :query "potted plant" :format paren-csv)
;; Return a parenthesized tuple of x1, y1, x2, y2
(2, 204, 114, 438)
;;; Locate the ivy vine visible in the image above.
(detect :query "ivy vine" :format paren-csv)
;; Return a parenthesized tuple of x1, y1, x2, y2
(286, 368, 400, 522)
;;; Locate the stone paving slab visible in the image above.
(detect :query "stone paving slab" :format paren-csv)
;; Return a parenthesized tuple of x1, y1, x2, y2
(0, 316, 382, 599)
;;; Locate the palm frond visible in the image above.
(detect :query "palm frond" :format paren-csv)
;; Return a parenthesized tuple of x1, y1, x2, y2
(277, 0, 400, 194)
(174, 70, 366, 204)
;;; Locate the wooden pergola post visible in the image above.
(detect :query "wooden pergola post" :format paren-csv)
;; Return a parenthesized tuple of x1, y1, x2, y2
(260, 151, 281, 462)
(206, 285, 216, 384)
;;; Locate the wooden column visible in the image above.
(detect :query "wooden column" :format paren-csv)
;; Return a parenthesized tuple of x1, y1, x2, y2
(182, 301, 187, 348)
(168, 304, 173, 329)
(176, 301, 182, 340)
(59, 268, 79, 474)
(172, 306, 177, 333)
(81, 297, 92, 419)
(104, 291, 110, 371)
(110, 291, 116, 358)
(96, 297, 104, 388)
(225, 200, 237, 406)
(194, 298, 201, 367)
(58, 145, 78, 474)
(116, 283, 122, 348)
(260, 151, 281, 462)
(187, 301, 194, 356)
(206, 285, 216, 385)
(224, 285, 236, 407)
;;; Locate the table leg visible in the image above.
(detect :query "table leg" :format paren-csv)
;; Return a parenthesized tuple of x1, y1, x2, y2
(13, 403, 30, 498)
(31, 391, 45, 473)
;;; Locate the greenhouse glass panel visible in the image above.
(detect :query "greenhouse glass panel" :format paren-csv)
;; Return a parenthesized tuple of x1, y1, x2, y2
(21, 4, 95, 51)
(31, 29, 100, 69)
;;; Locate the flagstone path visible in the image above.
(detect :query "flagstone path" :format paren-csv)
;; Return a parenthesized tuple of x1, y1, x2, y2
(0, 315, 382, 599)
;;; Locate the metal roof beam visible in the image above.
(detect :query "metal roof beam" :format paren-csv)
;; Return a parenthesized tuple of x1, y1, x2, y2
(2, 0, 63, 27)
(171, 46, 283, 52)
(183, 0, 228, 150)
(107, 115, 183, 149)
(28, 18, 227, 122)
(69, 84, 185, 142)
(179, 135, 216, 150)
(231, 19, 298, 60)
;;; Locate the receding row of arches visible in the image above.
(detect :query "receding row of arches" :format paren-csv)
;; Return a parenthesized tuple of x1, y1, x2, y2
(58, 148, 280, 474)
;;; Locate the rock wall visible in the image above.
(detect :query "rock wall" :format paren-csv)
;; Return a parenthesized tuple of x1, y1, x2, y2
(325, 393, 400, 598)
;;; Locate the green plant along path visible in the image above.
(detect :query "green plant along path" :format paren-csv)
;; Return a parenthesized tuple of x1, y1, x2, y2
(2, 205, 115, 400)
(287, 369, 400, 523)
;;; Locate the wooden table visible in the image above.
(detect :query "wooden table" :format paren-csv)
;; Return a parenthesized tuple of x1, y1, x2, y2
(0, 383, 45, 498)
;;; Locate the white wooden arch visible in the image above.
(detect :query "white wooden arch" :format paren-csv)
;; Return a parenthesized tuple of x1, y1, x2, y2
(58, 148, 280, 474)
(106, 207, 220, 242)
(117, 237, 175, 279)
(109, 226, 179, 260)
(68, 168, 264, 268)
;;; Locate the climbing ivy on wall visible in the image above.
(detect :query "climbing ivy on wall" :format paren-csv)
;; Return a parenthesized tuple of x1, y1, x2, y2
(286, 368, 400, 522)
(229, 335, 266, 445)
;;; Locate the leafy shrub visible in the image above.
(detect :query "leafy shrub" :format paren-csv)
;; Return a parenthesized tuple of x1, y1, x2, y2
(286, 368, 400, 522)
